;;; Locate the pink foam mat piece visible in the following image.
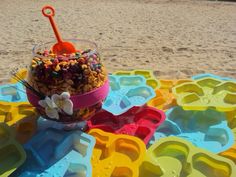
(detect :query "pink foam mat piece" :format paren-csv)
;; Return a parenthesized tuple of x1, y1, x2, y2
(87, 106, 166, 144)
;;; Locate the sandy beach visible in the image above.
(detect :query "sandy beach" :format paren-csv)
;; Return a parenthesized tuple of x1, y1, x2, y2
(0, 0, 235, 83)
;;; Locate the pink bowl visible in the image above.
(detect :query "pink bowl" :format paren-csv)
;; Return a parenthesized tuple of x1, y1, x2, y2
(26, 80, 109, 123)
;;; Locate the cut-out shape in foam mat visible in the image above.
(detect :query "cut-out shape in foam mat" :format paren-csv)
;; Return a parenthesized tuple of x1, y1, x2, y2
(172, 77, 236, 111)
(226, 110, 236, 129)
(0, 101, 38, 144)
(192, 73, 236, 82)
(140, 136, 236, 177)
(220, 144, 236, 164)
(113, 69, 160, 90)
(88, 129, 146, 177)
(0, 123, 26, 177)
(149, 106, 234, 153)
(102, 75, 156, 115)
(87, 106, 165, 144)
(0, 82, 28, 102)
(148, 79, 192, 110)
(10, 128, 95, 177)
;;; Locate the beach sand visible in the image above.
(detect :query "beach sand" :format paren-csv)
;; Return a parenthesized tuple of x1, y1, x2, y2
(0, 0, 235, 83)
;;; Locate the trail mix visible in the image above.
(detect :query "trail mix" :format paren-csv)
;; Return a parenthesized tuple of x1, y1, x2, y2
(28, 49, 107, 96)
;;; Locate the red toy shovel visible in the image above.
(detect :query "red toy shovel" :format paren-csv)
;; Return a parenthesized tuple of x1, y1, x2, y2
(42, 6, 76, 55)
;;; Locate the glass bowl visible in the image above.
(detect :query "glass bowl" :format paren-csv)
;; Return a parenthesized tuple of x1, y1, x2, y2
(26, 39, 109, 124)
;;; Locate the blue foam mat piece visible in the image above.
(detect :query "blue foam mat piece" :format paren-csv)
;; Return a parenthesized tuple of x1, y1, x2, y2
(102, 75, 155, 115)
(149, 106, 234, 153)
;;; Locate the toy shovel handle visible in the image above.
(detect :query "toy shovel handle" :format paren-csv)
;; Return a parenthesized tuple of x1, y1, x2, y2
(42, 6, 63, 43)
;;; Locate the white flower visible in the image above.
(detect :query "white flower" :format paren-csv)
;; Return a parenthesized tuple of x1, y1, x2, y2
(52, 92, 73, 115)
(39, 96, 59, 119)
(38, 92, 73, 119)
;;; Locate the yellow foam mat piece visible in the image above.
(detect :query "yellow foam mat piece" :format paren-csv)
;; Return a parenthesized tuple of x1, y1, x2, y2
(141, 137, 236, 177)
(172, 77, 236, 111)
(0, 101, 38, 144)
(0, 123, 26, 177)
(10, 68, 28, 83)
(88, 129, 146, 177)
